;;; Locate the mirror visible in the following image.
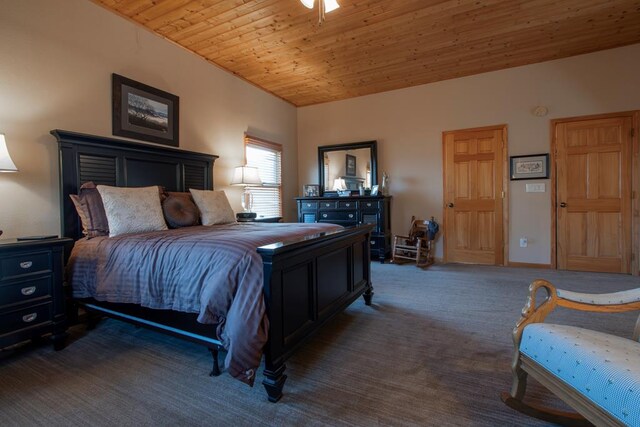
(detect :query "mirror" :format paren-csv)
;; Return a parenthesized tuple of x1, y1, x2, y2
(318, 141, 377, 196)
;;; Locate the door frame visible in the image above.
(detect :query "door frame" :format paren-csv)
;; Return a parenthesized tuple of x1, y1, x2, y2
(442, 124, 509, 265)
(550, 111, 639, 274)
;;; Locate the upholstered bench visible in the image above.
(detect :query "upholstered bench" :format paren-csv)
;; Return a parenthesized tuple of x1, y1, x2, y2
(502, 280, 640, 427)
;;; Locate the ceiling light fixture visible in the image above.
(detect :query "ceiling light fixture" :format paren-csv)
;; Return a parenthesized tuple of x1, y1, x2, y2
(300, 0, 339, 24)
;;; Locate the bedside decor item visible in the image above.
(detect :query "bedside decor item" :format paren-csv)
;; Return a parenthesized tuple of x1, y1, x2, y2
(230, 165, 262, 212)
(236, 212, 257, 222)
(303, 184, 320, 197)
(300, 0, 339, 24)
(189, 189, 236, 225)
(510, 154, 549, 180)
(346, 154, 356, 176)
(380, 171, 389, 196)
(370, 185, 379, 196)
(112, 73, 179, 147)
(0, 133, 18, 236)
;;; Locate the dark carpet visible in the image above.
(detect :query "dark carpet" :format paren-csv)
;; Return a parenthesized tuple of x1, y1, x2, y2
(1, 264, 638, 426)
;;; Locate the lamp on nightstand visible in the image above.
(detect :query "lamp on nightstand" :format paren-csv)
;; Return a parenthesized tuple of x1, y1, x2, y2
(230, 165, 262, 219)
(0, 133, 18, 237)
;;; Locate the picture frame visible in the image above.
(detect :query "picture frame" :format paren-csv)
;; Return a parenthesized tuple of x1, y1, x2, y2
(303, 184, 320, 197)
(510, 153, 549, 180)
(112, 73, 179, 147)
(370, 185, 379, 196)
(346, 154, 356, 176)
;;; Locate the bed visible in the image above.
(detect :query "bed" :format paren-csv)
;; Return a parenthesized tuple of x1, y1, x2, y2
(53, 130, 374, 402)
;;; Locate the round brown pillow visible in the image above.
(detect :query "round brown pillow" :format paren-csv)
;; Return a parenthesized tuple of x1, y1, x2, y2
(162, 192, 200, 228)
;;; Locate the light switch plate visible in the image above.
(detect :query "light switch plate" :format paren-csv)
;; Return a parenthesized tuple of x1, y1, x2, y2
(526, 183, 546, 193)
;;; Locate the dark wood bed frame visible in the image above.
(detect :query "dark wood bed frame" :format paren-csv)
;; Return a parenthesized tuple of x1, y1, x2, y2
(52, 130, 374, 402)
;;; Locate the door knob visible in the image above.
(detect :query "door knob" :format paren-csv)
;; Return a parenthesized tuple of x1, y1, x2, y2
(447, 203, 454, 208)
(560, 202, 567, 208)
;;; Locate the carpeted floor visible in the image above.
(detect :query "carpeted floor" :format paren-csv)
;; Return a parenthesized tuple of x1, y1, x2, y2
(1, 263, 638, 426)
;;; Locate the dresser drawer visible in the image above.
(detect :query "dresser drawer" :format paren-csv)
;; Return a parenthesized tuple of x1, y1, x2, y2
(338, 201, 357, 209)
(0, 276, 52, 308)
(318, 211, 358, 221)
(300, 201, 318, 211)
(319, 201, 337, 210)
(0, 302, 52, 335)
(0, 251, 52, 281)
(361, 200, 380, 210)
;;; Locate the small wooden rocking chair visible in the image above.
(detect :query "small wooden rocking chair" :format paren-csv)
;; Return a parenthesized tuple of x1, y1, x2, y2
(391, 216, 437, 268)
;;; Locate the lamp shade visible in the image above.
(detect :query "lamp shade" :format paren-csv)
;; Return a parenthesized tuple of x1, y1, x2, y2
(333, 178, 346, 191)
(0, 134, 18, 172)
(324, 0, 339, 12)
(300, 0, 314, 8)
(230, 166, 262, 186)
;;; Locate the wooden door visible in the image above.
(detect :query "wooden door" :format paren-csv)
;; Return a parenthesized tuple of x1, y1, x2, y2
(555, 115, 633, 273)
(443, 126, 506, 265)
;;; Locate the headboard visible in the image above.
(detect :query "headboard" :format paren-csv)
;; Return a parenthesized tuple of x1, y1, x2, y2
(52, 130, 218, 240)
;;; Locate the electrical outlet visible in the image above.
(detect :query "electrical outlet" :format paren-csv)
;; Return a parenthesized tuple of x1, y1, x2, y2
(519, 237, 528, 248)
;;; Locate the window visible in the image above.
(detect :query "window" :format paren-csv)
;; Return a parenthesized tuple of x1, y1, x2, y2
(244, 134, 282, 218)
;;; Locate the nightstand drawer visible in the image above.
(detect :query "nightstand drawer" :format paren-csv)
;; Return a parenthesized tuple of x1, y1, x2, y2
(0, 302, 52, 335)
(1, 251, 52, 281)
(0, 276, 52, 308)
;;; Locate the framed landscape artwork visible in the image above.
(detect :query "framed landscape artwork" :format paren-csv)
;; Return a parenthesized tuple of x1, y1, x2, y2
(510, 153, 549, 180)
(112, 73, 179, 147)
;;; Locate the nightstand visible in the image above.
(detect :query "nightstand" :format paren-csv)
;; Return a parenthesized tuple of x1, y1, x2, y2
(0, 237, 73, 351)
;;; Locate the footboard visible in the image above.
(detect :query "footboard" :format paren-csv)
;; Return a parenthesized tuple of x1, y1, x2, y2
(258, 224, 373, 402)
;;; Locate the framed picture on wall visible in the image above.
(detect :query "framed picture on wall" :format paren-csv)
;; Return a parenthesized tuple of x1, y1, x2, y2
(112, 73, 179, 147)
(510, 154, 549, 180)
(346, 154, 356, 176)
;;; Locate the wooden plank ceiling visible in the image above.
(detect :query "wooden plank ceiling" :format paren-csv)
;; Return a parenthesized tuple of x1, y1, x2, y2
(94, 0, 640, 106)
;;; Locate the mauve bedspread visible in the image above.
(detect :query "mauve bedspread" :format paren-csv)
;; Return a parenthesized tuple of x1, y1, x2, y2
(67, 222, 342, 385)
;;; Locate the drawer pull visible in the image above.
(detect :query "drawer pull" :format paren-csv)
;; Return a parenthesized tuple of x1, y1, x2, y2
(348, 214, 354, 218)
(22, 313, 38, 323)
(366, 203, 372, 207)
(345, 203, 350, 207)
(21, 286, 37, 296)
(322, 213, 328, 218)
(325, 203, 330, 207)
(306, 203, 311, 207)
(370, 240, 376, 245)
(20, 261, 33, 269)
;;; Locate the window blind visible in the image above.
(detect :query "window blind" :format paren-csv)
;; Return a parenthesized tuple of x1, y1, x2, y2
(245, 135, 282, 218)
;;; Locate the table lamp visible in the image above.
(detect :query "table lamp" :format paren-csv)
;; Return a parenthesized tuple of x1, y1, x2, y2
(0, 134, 18, 236)
(230, 165, 262, 219)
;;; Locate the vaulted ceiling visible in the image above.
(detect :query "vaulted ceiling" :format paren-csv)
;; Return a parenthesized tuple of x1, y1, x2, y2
(94, 0, 640, 107)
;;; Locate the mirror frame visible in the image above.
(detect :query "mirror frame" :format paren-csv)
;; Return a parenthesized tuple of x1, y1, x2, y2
(318, 140, 378, 196)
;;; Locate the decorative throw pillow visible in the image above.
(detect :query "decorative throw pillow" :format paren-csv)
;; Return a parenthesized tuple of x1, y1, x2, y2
(189, 189, 236, 225)
(97, 185, 168, 237)
(69, 181, 109, 238)
(162, 192, 200, 228)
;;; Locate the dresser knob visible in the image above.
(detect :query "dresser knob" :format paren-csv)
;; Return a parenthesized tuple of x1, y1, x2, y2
(306, 203, 311, 207)
(370, 240, 376, 245)
(20, 261, 33, 269)
(325, 203, 330, 207)
(366, 203, 372, 207)
(348, 214, 354, 218)
(322, 214, 328, 218)
(21, 286, 36, 296)
(22, 313, 38, 323)
(346, 203, 350, 207)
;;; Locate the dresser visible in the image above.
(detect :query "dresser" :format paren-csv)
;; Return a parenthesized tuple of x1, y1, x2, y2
(0, 238, 72, 350)
(296, 196, 391, 262)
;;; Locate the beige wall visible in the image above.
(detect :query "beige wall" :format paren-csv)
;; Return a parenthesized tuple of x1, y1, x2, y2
(0, 0, 297, 239)
(298, 43, 640, 264)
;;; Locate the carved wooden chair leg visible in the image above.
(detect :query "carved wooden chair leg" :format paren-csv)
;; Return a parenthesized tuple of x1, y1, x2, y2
(208, 347, 222, 377)
(263, 364, 287, 403)
(500, 392, 593, 427)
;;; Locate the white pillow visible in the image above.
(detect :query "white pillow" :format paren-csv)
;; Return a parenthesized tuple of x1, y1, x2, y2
(96, 185, 168, 237)
(189, 189, 236, 225)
